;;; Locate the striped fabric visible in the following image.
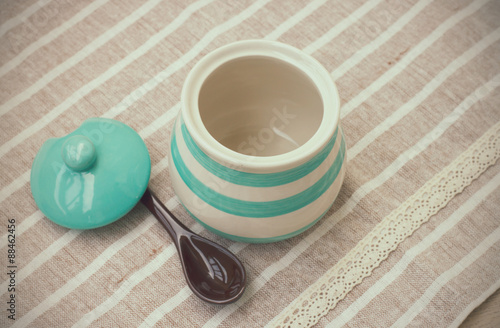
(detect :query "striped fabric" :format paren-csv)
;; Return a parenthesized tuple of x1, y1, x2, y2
(0, 0, 498, 327)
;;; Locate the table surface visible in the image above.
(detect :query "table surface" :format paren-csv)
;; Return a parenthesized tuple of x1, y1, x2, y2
(461, 288, 500, 327)
(1, 0, 499, 327)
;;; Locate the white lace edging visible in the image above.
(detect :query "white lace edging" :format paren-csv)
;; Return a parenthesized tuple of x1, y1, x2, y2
(268, 122, 500, 328)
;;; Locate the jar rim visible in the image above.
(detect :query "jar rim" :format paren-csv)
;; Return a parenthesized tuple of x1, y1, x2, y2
(181, 40, 340, 172)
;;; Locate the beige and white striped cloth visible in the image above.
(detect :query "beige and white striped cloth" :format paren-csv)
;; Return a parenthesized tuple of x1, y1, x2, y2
(1, 0, 499, 327)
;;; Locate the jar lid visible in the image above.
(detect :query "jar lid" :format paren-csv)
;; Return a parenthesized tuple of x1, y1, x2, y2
(30, 118, 151, 229)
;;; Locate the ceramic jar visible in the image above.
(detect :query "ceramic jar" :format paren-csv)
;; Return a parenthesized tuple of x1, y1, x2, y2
(168, 40, 346, 243)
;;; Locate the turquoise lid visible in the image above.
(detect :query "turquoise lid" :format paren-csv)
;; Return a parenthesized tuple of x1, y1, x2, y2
(30, 118, 151, 229)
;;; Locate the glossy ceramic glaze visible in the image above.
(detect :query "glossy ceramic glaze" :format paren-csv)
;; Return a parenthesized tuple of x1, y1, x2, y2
(31, 118, 248, 304)
(169, 40, 347, 243)
(30, 118, 151, 229)
(141, 189, 246, 304)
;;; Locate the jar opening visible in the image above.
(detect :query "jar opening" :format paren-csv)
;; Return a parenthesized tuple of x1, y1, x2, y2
(182, 40, 340, 172)
(198, 56, 323, 157)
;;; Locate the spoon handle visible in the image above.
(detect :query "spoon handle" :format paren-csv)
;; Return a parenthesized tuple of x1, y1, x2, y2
(140, 188, 190, 242)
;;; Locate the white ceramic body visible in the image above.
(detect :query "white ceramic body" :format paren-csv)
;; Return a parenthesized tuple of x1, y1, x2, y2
(169, 40, 346, 243)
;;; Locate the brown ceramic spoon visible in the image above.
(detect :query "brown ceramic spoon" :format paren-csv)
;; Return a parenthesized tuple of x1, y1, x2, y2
(140, 188, 246, 305)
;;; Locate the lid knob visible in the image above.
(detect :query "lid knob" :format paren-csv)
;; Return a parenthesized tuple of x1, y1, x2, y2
(62, 135, 96, 171)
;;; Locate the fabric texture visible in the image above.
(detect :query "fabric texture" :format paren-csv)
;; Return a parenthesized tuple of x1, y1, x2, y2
(0, 0, 499, 327)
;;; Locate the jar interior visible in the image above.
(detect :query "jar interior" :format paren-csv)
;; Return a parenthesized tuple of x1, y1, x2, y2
(198, 56, 323, 157)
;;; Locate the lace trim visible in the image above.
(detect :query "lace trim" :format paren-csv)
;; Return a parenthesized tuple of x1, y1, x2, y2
(268, 122, 500, 328)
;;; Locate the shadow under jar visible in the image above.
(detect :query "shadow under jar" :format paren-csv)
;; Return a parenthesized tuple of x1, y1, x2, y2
(169, 40, 347, 243)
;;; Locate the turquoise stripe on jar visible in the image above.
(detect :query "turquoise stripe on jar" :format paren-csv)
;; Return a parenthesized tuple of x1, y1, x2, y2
(180, 121, 338, 187)
(171, 129, 346, 218)
(182, 204, 333, 243)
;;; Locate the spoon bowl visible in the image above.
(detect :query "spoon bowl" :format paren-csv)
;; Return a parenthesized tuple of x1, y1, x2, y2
(141, 188, 246, 304)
